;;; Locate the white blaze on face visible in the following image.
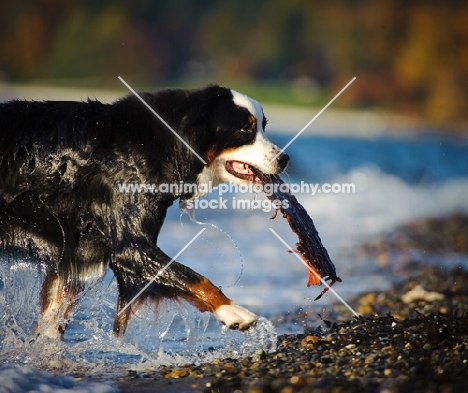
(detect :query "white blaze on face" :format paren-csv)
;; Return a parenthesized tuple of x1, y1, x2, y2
(230, 90, 264, 134)
(225, 90, 282, 175)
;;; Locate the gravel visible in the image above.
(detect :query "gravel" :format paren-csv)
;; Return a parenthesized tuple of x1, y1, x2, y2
(115, 267, 468, 393)
(116, 214, 468, 392)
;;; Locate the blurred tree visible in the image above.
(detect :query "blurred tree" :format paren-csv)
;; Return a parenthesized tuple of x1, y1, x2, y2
(0, 0, 467, 126)
(0, 0, 74, 79)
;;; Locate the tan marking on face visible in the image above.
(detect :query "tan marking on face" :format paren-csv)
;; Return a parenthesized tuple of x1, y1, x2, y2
(247, 115, 257, 126)
(206, 146, 239, 165)
(205, 145, 218, 164)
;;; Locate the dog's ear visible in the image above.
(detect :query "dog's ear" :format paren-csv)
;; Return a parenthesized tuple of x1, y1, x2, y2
(178, 85, 228, 142)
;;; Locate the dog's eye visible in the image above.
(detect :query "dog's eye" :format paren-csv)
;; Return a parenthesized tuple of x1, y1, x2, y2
(238, 128, 250, 134)
(235, 127, 253, 142)
(235, 125, 255, 141)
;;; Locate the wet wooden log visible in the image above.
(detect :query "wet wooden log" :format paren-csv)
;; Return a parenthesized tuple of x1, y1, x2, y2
(256, 173, 342, 300)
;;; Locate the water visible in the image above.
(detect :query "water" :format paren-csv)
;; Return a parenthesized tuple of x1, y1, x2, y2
(160, 131, 468, 311)
(1, 126, 468, 390)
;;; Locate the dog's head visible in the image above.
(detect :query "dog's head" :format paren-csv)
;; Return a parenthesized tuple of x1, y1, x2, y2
(194, 88, 289, 191)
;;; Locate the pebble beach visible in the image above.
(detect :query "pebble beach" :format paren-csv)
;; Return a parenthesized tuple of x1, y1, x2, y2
(115, 215, 468, 392)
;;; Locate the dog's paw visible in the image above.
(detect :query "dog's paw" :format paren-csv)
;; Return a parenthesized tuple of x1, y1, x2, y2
(214, 304, 258, 331)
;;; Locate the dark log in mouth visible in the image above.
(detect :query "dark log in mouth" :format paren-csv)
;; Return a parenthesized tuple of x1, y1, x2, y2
(253, 169, 342, 300)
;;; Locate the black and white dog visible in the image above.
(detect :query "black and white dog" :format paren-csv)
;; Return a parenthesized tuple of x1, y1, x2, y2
(0, 85, 289, 338)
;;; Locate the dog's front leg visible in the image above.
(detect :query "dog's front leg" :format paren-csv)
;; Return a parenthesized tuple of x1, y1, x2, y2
(180, 275, 258, 332)
(110, 249, 257, 335)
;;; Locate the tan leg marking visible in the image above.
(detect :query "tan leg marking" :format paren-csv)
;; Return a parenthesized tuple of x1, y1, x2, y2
(35, 273, 74, 339)
(184, 277, 257, 331)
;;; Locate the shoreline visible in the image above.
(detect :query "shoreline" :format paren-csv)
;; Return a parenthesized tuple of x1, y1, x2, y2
(115, 213, 468, 392)
(114, 266, 468, 392)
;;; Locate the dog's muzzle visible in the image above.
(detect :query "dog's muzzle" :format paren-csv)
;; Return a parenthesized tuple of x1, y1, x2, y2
(276, 152, 290, 172)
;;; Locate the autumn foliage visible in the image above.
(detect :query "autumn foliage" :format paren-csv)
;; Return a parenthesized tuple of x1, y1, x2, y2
(0, 0, 467, 126)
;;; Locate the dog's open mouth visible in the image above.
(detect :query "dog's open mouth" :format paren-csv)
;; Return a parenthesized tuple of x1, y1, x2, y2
(225, 160, 261, 182)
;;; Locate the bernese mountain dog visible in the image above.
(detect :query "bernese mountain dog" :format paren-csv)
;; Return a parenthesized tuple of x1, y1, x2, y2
(0, 85, 290, 339)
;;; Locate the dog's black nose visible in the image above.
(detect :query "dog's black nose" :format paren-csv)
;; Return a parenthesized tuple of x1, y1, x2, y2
(277, 152, 290, 170)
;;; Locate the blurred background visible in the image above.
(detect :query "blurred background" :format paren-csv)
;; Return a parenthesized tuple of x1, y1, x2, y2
(1, 0, 468, 128)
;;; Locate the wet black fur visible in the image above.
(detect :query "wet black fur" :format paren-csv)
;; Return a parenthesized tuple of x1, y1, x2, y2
(0, 85, 259, 333)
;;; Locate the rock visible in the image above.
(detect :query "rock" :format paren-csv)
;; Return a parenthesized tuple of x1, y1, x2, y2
(252, 349, 266, 362)
(401, 285, 445, 303)
(164, 369, 189, 378)
(365, 353, 378, 364)
(300, 335, 320, 350)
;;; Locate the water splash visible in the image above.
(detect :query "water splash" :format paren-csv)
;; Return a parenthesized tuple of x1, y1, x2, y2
(0, 254, 44, 352)
(179, 199, 244, 288)
(0, 255, 277, 373)
(220, 317, 277, 358)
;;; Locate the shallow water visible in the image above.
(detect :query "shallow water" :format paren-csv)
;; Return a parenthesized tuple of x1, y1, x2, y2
(0, 257, 276, 391)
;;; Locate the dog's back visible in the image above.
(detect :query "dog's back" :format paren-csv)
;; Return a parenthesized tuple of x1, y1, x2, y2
(1, 100, 109, 199)
(1, 100, 114, 276)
